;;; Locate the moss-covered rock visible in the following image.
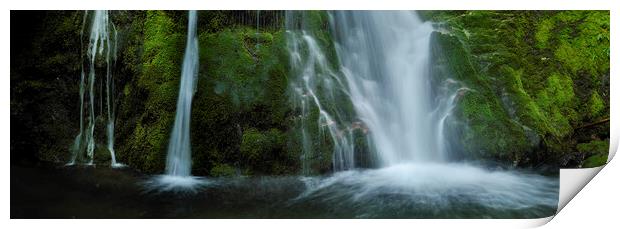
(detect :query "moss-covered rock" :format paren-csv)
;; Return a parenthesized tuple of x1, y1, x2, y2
(239, 128, 288, 173)
(189, 24, 295, 176)
(577, 139, 609, 155)
(578, 139, 609, 168)
(427, 11, 610, 166)
(117, 11, 185, 173)
(209, 163, 237, 177)
(431, 32, 531, 164)
(11, 11, 84, 164)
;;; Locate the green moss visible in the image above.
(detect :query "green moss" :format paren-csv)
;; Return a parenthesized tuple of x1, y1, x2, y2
(431, 32, 530, 162)
(17, 10, 609, 173)
(535, 18, 555, 48)
(210, 163, 236, 177)
(587, 91, 604, 119)
(140, 11, 184, 89)
(552, 11, 609, 76)
(120, 11, 185, 173)
(583, 154, 607, 168)
(237, 128, 291, 174)
(579, 138, 609, 168)
(240, 128, 266, 161)
(457, 92, 529, 161)
(240, 128, 286, 162)
(188, 25, 294, 175)
(198, 28, 288, 110)
(93, 144, 112, 163)
(428, 11, 609, 165)
(12, 11, 298, 174)
(577, 139, 609, 154)
(534, 73, 576, 137)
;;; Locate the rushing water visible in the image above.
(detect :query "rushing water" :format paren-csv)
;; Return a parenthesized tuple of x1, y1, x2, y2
(12, 165, 558, 218)
(285, 10, 559, 217)
(165, 10, 199, 177)
(287, 12, 357, 173)
(287, 11, 468, 171)
(294, 163, 558, 218)
(68, 10, 121, 167)
(147, 10, 205, 190)
(331, 11, 453, 165)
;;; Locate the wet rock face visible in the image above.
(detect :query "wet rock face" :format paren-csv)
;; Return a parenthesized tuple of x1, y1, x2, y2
(12, 11, 296, 175)
(425, 11, 609, 167)
(11, 11, 610, 174)
(11, 11, 83, 164)
(115, 11, 296, 175)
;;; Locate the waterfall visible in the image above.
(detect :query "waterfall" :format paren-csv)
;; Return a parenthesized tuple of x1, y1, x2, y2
(165, 10, 199, 177)
(144, 11, 209, 193)
(286, 12, 357, 174)
(288, 11, 558, 213)
(330, 11, 457, 166)
(68, 10, 121, 167)
(287, 11, 465, 171)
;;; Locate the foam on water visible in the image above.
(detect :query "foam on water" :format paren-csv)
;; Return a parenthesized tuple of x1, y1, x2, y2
(143, 175, 211, 194)
(295, 163, 558, 216)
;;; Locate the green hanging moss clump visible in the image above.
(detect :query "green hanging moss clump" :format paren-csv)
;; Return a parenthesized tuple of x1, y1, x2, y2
(426, 11, 609, 167)
(577, 139, 609, 167)
(118, 11, 186, 173)
(430, 32, 530, 163)
(189, 25, 296, 176)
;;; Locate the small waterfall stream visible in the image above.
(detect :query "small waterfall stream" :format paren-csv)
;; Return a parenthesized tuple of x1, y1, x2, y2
(69, 10, 121, 167)
(145, 10, 208, 192)
(286, 12, 357, 173)
(165, 10, 199, 177)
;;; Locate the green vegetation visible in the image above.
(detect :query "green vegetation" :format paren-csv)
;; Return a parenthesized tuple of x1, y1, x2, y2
(209, 163, 236, 177)
(11, 10, 610, 173)
(119, 11, 185, 173)
(427, 11, 609, 166)
(431, 32, 530, 163)
(578, 139, 609, 168)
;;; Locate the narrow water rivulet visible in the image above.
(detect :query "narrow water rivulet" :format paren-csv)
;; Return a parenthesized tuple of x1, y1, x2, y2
(68, 10, 122, 167)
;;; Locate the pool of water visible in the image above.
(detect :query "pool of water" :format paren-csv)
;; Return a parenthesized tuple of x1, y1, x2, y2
(11, 162, 558, 218)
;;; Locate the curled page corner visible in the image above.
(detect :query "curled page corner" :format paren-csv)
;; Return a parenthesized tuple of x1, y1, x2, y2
(529, 216, 555, 228)
(609, 120, 618, 162)
(557, 165, 606, 213)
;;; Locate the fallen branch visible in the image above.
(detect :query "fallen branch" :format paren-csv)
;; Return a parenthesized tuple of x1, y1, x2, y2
(575, 117, 610, 130)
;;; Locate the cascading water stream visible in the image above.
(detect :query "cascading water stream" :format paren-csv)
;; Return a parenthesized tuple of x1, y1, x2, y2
(331, 11, 452, 165)
(288, 11, 465, 170)
(165, 10, 199, 177)
(286, 12, 356, 174)
(287, 11, 558, 214)
(69, 10, 121, 167)
(144, 11, 208, 192)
